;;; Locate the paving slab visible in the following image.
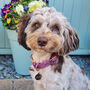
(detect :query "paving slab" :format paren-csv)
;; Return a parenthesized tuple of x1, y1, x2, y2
(0, 79, 34, 90)
(13, 79, 34, 90)
(0, 80, 12, 90)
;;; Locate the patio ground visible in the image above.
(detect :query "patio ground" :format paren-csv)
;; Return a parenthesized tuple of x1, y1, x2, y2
(0, 79, 34, 90)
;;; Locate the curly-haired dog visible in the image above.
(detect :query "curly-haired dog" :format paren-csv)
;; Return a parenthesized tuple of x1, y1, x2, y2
(18, 7, 90, 90)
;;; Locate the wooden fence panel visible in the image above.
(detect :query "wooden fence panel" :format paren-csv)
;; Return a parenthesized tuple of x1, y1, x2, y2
(49, 0, 90, 54)
(0, 0, 11, 54)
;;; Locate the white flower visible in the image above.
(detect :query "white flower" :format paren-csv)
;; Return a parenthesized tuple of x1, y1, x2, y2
(28, 0, 46, 12)
(16, 4, 24, 16)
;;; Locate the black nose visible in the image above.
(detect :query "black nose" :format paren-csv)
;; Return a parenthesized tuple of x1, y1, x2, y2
(37, 37, 48, 47)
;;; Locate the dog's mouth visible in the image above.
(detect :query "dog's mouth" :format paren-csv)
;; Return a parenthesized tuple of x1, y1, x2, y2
(37, 44, 58, 53)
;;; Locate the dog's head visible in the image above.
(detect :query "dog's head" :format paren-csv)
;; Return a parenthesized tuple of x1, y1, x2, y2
(18, 7, 79, 55)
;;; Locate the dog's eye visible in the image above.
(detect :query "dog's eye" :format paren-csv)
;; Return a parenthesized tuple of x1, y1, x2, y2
(51, 25, 60, 34)
(32, 22, 41, 31)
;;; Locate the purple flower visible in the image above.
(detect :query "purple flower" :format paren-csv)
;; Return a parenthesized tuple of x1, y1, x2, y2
(1, 8, 6, 12)
(1, 8, 6, 17)
(43, 0, 49, 4)
(1, 12, 5, 17)
(8, 4, 12, 7)
(24, 5, 28, 11)
(4, 4, 8, 8)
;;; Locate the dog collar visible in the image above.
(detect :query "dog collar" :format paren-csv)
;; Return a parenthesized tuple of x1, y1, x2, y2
(31, 54, 58, 71)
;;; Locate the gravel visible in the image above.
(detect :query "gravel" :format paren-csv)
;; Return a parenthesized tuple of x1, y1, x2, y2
(71, 55, 90, 78)
(0, 55, 32, 79)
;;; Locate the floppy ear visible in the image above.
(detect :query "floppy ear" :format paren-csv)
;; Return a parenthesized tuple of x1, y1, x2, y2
(59, 22, 79, 55)
(18, 14, 31, 50)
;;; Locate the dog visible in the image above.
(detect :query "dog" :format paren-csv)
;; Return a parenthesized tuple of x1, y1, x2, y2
(18, 7, 90, 90)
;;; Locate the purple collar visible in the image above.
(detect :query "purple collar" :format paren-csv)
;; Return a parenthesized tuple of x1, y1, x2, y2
(31, 54, 58, 71)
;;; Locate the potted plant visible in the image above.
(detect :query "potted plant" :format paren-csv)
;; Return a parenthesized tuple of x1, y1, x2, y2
(1, 0, 48, 75)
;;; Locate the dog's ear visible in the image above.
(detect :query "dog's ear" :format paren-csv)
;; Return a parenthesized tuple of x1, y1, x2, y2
(59, 22, 79, 55)
(18, 14, 31, 50)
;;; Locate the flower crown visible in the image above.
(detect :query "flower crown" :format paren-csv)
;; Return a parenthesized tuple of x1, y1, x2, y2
(0, 0, 48, 30)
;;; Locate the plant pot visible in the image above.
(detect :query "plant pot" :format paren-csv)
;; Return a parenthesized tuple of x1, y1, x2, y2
(6, 29, 32, 75)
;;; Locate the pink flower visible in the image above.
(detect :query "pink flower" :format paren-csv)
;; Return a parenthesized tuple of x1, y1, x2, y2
(6, 10, 11, 13)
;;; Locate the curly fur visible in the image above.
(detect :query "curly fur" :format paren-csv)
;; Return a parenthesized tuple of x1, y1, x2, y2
(18, 7, 90, 90)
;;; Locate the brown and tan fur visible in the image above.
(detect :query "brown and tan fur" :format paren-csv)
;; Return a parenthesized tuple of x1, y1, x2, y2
(18, 7, 90, 90)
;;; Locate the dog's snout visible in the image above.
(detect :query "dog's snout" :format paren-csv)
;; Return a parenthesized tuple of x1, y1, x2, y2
(37, 37, 48, 46)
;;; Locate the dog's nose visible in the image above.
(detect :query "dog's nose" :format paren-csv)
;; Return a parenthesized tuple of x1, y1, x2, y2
(37, 37, 48, 46)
